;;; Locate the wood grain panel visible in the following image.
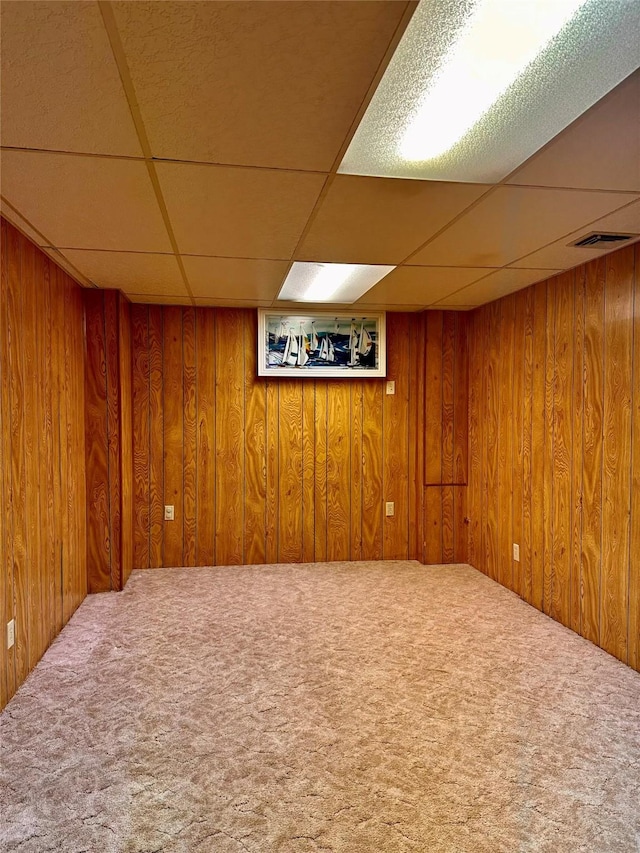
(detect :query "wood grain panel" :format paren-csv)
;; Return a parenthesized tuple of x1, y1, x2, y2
(581, 258, 605, 645)
(350, 381, 363, 562)
(497, 295, 515, 590)
(215, 309, 244, 565)
(629, 244, 640, 670)
(453, 314, 468, 486)
(466, 243, 640, 672)
(484, 301, 500, 581)
(512, 291, 525, 597)
(384, 313, 409, 560)
(441, 313, 455, 486)
(182, 307, 197, 566)
(600, 248, 634, 661)
(162, 307, 184, 567)
(551, 272, 574, 627)
(118, 295, 132, 588)
(84, 291, 110, 591)
(244, 312, 267, 565)
(266, 380, 279, 563)
(131, 305, 150, 569)
(1, 219, 86, 710)
(302, 381, 316, 563)
(424, 487, 442, 564)
(196, 309, 215, 566)
(571, 270, 585, 634)
(467, 310, 484, 572)
(327, 381, 350, 561)
(148, 306, 164, 568)
(361, 380, 383, 561)
(278, 381, 304, 563)
(408, 314, 425, 562)
(313, 382, 328, 562)
(425, 312, 443, 485)
(104, 291, 121, 590)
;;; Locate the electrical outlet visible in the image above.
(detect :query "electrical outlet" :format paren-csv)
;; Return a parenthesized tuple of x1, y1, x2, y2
(164, 505, 175, 521)
(513, 543, 520, 562)
(386, 380, 395, 395)
(7, 619, 15, 650)
(385, 501, 395, 517)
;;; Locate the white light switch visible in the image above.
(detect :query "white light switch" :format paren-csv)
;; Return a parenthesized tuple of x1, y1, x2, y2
(386, 380, 395, 395)
(513, 543, 520, 562)
(7, 619, 15, 650)
(385, 501, 395, 517)
(164, 505, 175, 521)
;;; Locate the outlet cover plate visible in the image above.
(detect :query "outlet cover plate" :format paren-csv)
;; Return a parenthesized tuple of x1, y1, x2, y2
(7, 619, 15, 650)
(513, 543, 520, 562)
(164, 505, 175, 521)
(386, 380, 395, 395)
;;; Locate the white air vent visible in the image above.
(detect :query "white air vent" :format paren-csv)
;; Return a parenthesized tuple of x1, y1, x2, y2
(571, 232, 638, 248)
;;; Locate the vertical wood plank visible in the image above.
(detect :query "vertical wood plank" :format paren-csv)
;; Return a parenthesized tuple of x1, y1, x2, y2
(441, 486, 455, 562)
(350, 380, 363, 561)
(148, 306, 164, 568)
(425, 312, 443, 485)
(131, 305, 150, 569)
(313, 382, 328, 562)
(163, 307, 184, 567)
(497, 295, 515, 590)
(244, 311, 267, 565)
(571, 270, 585, 634)
(278, 381, 303, 563)
(183, 307, 197, 566)
(581, 257, 605, 646)
(361, 381, 382, 560)
(453, 313, 468, 485)
(467, 311, 484, 571)
(551, 272, 574, 628)
(215, 309, 245, 565)
(327, 381, 350, 561)
(441, 313, 455, 485)
(408, 313, 425, 562)
(629, 244, 640, 671)
(521, 287, 535, 604)
(601, 248, 634, 661)
(196, 309, 215, 566)
(531, 281, 547, 611)
(424, 488, 443, 564)
(84, 292, 110, 592)
(265, 380, 279, 563)
(484, 301, 501, 581)
(511, 291, 525, 597)
(302, 381, 316, 563)
(118, 295, 133, 588)
(384, 313, 410, 560)
(543, 278, 556, 615)
(104, 291, 120, 590)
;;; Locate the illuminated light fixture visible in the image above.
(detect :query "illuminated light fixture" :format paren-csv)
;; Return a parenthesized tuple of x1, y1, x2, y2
(339, 0, 640, 182)
(277, 262, 395, 304)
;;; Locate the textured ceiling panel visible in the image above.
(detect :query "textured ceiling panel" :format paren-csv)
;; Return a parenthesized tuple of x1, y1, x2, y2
(435, 267, 561, 306)
(62, 249, 185, 296)
(128, 293, 193, 305)
(0, 150, 172, 252)
(411, 186, 637, 267)
(112, 0, 407, 170)
(507, 70, 640, 192)
(297, 176, 489, 264)
(183, 256, 288, 300)
(511, 200, 640, 269)
(156, 162, 325, 259)
(0, 1, 141, 156)
(355, 265, 494, 307)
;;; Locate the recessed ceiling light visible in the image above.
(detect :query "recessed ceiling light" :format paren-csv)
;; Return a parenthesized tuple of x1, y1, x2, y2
(339, 0, 640, 182)
(277, 262, 395, 304)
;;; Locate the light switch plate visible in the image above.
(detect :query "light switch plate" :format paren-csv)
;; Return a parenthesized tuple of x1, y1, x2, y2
(385, 501, 395, 517)
(164, 505, 175, 521)
(7, 619, 15, 650)
(386, 380, 395, 395)
(513, 543, 520, 562)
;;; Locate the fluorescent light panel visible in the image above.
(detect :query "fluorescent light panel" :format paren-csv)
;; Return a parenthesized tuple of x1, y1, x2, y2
(277, 262, 395, 303)
(339, 0, 640, 183)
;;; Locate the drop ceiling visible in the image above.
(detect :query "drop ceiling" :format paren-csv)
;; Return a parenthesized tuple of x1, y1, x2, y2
(1, 0, 639, 311)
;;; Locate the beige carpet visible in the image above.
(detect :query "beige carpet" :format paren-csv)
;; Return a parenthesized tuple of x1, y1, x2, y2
(1, 561, 639, 853)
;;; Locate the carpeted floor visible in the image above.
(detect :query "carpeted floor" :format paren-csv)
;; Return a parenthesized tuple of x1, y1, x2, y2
(1, 561, 639, 853)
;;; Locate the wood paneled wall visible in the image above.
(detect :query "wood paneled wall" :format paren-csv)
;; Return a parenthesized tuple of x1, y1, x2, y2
(467, 244, 640, 671)
(0, 218, 87, 710)
(128, 307, 448, 568)
(84, 290, 133, 593)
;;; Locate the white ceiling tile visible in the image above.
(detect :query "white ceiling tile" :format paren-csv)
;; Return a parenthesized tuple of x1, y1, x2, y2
(507, 70, 640, 192)
(62, 249, 185, 296)
(435, 268, 560, 307)
(156, 162, 325, 259)
(0, 150, 172, 252)
(0, 1, 141, 156)
(355, 265, 495, 307)
(511, 199, 640, 269)
(297, 176, 489, 264)
(183, 256, 288, 300)
(112, 0, 406, 170)
(411, 186, 638, 267)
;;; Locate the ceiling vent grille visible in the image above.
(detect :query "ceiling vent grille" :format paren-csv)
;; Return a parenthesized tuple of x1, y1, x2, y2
(571, 232, 638, 248)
